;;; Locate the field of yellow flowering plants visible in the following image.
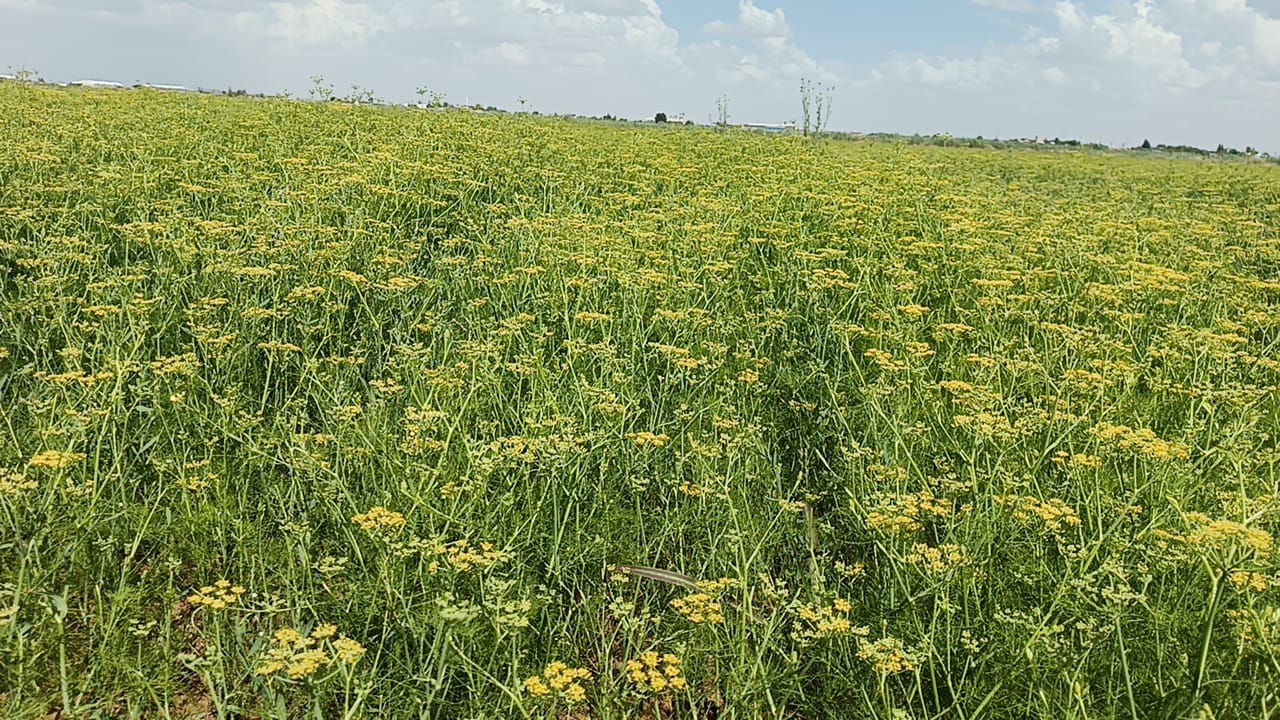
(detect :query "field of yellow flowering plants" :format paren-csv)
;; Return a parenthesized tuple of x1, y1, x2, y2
(2, 83, 1279, 719)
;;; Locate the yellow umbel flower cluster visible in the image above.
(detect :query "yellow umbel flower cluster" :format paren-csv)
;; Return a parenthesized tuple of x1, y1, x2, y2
(626, 651, 686, 693)
(793, 597, 866, 643)
(994, 495, 1082, 534)
(1182, 513, 1273, 558)
(27, 450, 86, 470)
(400, 406, 448, 456)
(427, 539, 511, 573)
(695, 577, 739, 593)
(670, 592, 725, 624)
(147, 352, 201, 376)
(863, 348, 907, 373)
(0, 469, 35, 496)
(255, 624, 365, 680)
(857, 636, 917, 675)
(1051, 451, 1104, 469)
(1228, 605, 1280, 658)
(335, 269, 368, 285)
(906, 543, 969, 573)
(285, 285, 326, 302)
(352, 506, 407, 532)
(864, 490, 954, 535)
(573, 311, 612, 324)
(36, 369, 116, 387)
(256, 340, 304, 354)
(332, 636, 367, 664)
(523, 661, 590, 703)
(938, 379, 980, 401)
(1089, 422, 1190, 461)
(626, 431, 670, 448)
(1229, 571, 1270, 593)
(187, 580, 246, 610)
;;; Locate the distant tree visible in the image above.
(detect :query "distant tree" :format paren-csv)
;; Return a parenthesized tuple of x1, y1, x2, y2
(654, 112, 667, 123)
(1140, 139, 1152, 149)
(715, 94, 730, 127)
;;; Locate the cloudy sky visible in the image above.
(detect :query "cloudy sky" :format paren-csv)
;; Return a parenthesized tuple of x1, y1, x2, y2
(3, 0, 1278, 152)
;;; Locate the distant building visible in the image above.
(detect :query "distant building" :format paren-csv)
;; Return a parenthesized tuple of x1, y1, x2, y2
(141, 83, 193, 92)
(0, 74, 15, 81)
(740, 122, 798, 134)
(70, 80, 125, 88)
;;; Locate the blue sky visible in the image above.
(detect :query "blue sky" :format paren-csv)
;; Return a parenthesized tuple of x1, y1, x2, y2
(2, 0, 1279, 152)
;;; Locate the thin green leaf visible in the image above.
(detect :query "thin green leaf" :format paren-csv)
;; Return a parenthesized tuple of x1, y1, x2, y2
(609, 565, 698, 590)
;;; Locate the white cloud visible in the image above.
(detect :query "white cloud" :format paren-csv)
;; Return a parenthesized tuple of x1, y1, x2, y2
(483, 42, 532, 66)
(1171, 0, 1280, 66)
(847, 0, 1280, 150)
(1089, 5, 1205, 86)
(693, 0, 833, 92)
(881, 55, 1002, 88)
(1054, 1, 1088, 31)
(737, 0, 790, 39)
(559, 0, 658, 16)
(704, 0, 790, 40)
(235, 0, 390, 47)
(1255, 16, 1280, 64)
(971, 0, 1036, 11)
(876, 2, 1216, 92)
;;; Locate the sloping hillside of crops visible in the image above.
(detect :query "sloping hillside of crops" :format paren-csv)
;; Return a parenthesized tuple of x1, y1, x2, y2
(1, 83, 1279, 719)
